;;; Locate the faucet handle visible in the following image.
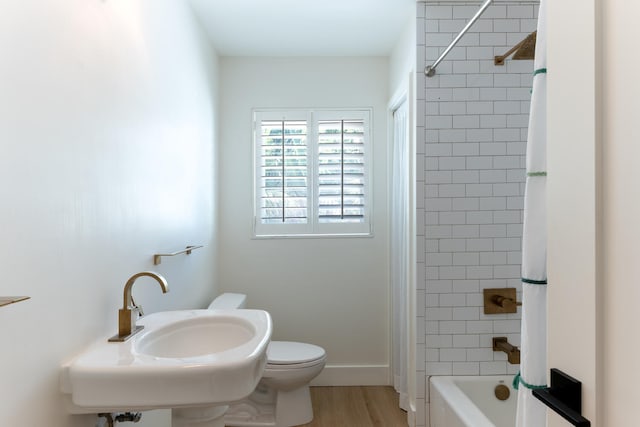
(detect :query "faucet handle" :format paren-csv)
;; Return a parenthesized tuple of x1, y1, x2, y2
(483, 288, 521, 314)
(131, 296, 144, 317)
(493, 295, 520, 311)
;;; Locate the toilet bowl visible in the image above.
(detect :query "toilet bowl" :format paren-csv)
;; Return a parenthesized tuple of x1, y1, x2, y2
(208, 294, 326, 427)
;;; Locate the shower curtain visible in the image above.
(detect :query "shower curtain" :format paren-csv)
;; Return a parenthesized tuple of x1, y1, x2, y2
(391, 100, 409, 411)
(515, 0, 548, 425)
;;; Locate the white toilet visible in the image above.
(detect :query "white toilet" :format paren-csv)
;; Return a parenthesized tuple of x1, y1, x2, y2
(208, 293, 326, 427)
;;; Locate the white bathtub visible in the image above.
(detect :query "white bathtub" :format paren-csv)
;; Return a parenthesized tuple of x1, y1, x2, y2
(429, 375, 517, 427)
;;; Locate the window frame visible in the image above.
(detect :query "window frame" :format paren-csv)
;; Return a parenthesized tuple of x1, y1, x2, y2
(253, 108, 373, 238)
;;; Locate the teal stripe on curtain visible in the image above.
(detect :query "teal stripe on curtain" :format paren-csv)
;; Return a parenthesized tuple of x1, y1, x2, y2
(522, 278, 548, 285)
(529, 68, 547, 95)
(513, 372, 547, 390)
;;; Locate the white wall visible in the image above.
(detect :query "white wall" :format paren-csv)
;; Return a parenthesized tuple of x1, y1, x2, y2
(218, 57, 390, 385)
(390, 13, 418, 100)
(0, 1, 219, 426)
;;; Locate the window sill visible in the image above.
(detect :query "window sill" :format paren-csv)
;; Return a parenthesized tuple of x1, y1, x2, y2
(252, 232, 374, 240)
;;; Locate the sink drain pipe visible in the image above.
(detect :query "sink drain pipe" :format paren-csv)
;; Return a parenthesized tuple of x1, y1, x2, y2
(98, 412, 142, 426)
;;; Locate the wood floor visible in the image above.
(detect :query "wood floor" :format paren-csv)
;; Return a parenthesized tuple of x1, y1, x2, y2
(298, 386, 408, 427)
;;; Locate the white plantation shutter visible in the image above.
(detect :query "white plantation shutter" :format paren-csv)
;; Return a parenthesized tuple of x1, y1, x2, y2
(259, 119, 309, 223)
(317, 119, 366, 222)
(254, 109, 371, 237)
(314, 110, 370, 235)
(255, 111, 312, 235)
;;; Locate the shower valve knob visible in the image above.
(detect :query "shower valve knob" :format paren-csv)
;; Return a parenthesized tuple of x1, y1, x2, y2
(483, 288, 521, 314)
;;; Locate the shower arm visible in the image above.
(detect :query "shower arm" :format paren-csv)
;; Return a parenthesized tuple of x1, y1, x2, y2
(424, 0, 493, 77)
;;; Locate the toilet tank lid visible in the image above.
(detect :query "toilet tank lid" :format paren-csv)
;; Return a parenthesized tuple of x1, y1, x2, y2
(208, 293, 247, 309)
(267, 341, 326, 365)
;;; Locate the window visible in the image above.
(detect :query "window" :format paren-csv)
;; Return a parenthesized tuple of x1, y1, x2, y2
(254, 109, 372, 237)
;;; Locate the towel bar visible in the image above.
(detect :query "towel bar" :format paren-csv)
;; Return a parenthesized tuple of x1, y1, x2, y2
(0, 296, 30, 307)
(153, 245, 203, 265)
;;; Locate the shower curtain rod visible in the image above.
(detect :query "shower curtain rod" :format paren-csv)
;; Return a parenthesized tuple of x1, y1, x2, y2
(424, 0, 493, 77)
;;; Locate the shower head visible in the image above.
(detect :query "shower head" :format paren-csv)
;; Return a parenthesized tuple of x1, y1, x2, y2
(513, 31, 537, 60)
(494, 31, 537, 65)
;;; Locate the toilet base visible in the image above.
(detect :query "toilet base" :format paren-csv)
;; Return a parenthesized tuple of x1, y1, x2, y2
(223, 385, 313, 427)
(274, 385, 313, 427)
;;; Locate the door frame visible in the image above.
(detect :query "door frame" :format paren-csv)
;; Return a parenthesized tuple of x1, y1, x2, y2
(546, 1, 602, 425)
(388, 71, 417, 426)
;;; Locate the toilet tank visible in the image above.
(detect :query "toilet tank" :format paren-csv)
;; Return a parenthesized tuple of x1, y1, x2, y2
(208, 293, 247, 309)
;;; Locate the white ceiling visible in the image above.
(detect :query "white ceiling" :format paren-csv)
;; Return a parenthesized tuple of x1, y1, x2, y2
(188, 0, 414, 56)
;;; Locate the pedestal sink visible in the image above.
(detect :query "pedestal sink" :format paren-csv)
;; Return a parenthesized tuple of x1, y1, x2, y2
(60, 309, 272, 427)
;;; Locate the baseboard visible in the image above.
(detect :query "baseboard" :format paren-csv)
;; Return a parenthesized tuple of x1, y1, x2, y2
(310, 364, 390, 386)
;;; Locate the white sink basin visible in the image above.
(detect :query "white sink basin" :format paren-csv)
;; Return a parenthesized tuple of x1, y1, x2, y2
(61, 309, 272, 414)
(135, 315, 256, 359)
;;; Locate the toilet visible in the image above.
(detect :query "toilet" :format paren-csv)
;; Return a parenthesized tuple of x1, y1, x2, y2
(208, 293, 326, 427)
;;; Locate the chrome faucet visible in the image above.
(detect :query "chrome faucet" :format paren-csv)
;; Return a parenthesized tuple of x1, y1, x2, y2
(109, 271, 169, 342)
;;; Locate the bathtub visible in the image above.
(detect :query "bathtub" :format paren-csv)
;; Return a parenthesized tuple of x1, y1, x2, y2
(429, 375, 517, 427)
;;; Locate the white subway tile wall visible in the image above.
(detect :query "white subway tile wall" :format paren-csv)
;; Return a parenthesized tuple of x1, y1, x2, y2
(416, 2, 538, 426)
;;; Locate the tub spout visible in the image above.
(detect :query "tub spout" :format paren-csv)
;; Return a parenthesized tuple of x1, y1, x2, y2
(492, 337, 520, 364)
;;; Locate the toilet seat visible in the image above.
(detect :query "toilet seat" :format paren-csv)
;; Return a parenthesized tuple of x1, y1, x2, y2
(266, 341, 326, 368)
